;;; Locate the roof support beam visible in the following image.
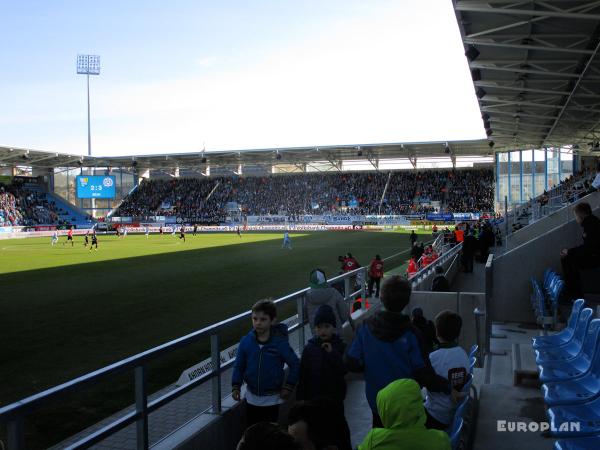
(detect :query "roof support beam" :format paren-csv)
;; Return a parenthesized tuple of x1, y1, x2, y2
(545, 39, 600, 141)
(464, 38, 595, 55)
(469, 62, 581, 78)
(456, 3, 600, 21)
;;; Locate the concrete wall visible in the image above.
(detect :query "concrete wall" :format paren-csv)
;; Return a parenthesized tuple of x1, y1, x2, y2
(491, 202, 600, 323)
(506, 192, 600, 250)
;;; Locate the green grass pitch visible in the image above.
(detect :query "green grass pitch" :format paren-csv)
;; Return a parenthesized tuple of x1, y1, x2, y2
(0, 230, 422, 447)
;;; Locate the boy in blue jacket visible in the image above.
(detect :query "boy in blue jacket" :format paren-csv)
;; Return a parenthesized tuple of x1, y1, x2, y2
(345, 275, 450, 427)
(232, 299, 300, 426)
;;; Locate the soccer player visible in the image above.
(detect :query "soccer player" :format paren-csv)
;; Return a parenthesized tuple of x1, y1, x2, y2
(116, 226, 121, 238)
(63, 227, 74, 246)
(159, 225, 164, 235)
(179, 226, 186, 242)
(83, 230, 90, 247)
(123, 227, 128, 238)
(89, 231, 98, 251)
(145, 226, 150, 239)
(172, 226, 177, 236)
(282, 230, 292, 249)
(51, 230, 58, 246)
(193, 224, 198, 236)
(237, 226, 242, 238)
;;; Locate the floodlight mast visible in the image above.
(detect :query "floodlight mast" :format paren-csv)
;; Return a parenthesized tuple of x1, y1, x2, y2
(76, 55, 101, 157)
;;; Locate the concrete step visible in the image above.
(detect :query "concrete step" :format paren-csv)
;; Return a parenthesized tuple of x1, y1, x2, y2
(511, 343, 539, 386)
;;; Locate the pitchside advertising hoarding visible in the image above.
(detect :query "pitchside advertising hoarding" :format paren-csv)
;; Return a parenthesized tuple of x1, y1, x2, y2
(75, 175, 116, 199)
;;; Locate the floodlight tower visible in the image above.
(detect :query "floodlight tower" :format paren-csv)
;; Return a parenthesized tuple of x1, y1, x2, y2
(76, 55, 101, 156)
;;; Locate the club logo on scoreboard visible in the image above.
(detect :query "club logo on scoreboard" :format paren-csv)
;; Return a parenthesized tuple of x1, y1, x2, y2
(79, 177, 89, 187)
(103, 177, 114, 187)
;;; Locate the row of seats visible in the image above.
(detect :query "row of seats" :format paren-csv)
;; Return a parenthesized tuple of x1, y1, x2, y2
(531, 269, 565, 329)
(448, 344, 478, 450)
(532, 299, 600, 449)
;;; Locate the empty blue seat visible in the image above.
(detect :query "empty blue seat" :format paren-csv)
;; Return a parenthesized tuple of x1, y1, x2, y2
(534, 299, 585, 349)
(554, 436, 600, 449)
(536, 309, 593, 364)
(547, 394, 600, 437)
(539, 318, 600, 383)
(542, 320, 600, 405)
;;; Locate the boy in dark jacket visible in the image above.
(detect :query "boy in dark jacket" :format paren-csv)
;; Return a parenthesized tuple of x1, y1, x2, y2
(346, 276, 450, 427)
(232, 299, 300, 427)
(297, 305, 351, 450)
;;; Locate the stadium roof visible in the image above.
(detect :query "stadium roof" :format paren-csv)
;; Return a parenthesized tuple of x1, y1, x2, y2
(453, 0, 600, 151)
(0, 140, 494, 170)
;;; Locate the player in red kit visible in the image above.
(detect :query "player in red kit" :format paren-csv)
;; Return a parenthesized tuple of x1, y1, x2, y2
(63, 227, 74, 247)
(368, 254, 384, 298)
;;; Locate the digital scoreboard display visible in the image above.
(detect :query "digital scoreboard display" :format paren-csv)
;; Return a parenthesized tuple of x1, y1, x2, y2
(76, 175, 116, 199)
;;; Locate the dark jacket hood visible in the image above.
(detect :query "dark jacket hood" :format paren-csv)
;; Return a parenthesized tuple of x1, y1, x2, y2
(367, 310, 413, 342)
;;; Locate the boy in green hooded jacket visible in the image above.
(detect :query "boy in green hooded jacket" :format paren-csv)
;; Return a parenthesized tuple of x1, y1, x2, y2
(359, 378, 451, 450)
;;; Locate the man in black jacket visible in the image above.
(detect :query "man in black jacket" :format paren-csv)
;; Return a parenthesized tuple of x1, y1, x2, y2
(561, 202, 600, 299)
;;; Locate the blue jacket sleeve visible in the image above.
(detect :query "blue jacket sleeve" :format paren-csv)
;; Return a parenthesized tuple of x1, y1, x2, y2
(280, 342, 300, 389)
(345, 326, 365, 372)
(231, 337, 247, 390)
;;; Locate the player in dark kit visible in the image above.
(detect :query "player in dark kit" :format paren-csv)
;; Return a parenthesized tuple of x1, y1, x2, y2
(83, 231, 89, 247)
(193, 224, 198, 236)
(159, 225, 164, 235)
(63, 227, 74, 246)
(179, 226, 186, 242)
(89, 232, 98, 251)
(237, 226, 242, 237)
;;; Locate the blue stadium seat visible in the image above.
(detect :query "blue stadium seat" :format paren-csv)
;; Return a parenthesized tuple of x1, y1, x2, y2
(554, 436, 600, 449)
(462, 374, 473, 394)
(534, 299, 585, 349)
(535, 309, 593, 364)
(449, 417, 463, 450)
(542, 320, 600, 405)
(547, 396, 600, 437)
(469, 356, 476, 374)
(469, 344, 478, 359)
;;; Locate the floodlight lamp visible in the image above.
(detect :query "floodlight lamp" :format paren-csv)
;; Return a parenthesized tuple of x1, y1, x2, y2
(488, 141, 495, 148)
(201, 157, 207, 164)
(77, 54, 101, 75)
(486, 128, 493, 136)
(476, 88, 487, 99)
(471, 69, 481, 81)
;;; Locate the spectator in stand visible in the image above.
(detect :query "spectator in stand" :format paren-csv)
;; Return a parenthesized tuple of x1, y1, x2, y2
(461, 230, 477, 273)
(560, 202, 600, 299)
(424, 311, 469, 431)
(304, 269, 350, 338)
(345, 276, 450, 427)
(358, 378, 451, 450)
(231, 300, 300, 427)
(410, 307, 438, 355)
(236, 422, 299, 450)
(431, 266, 450, 292)
(296, 305, 351, 450)
(590, 161, 600, 193)
(368, 254, 384, 298)
(287, 399, 343, 450)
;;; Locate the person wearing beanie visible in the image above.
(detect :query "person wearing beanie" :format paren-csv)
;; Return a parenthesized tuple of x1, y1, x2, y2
(297, 305, 351, 450)
(305, 269, 349, 337)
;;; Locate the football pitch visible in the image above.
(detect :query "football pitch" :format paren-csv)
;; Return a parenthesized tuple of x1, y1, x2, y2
(0, 230, 424, 447)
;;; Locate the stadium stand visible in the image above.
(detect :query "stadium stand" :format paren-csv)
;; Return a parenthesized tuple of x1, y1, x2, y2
(116, 168, 494, 219)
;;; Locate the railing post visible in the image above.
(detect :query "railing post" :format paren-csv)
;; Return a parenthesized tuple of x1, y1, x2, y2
(7, 417, 24, 450)
(296, 295, 306, 348)
(210, 333, 222, 414)
(360, 267, 366, 301)
(134, 365, 149, 450)
(344, 276, 351, 302)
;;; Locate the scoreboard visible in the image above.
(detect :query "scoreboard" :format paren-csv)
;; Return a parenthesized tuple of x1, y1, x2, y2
(76, 176, 116, 199)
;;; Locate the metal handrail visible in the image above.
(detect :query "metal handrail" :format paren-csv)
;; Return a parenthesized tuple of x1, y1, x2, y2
(0, 264, 372, 450)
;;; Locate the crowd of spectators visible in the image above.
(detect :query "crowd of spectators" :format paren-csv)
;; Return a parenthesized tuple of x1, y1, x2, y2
(116, 169, 495, 220)
(0, 181, 65, 226)
(445, 170, 494, 213)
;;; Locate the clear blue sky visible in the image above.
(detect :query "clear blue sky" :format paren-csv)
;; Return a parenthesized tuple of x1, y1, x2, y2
(0, 0, 485, 156)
